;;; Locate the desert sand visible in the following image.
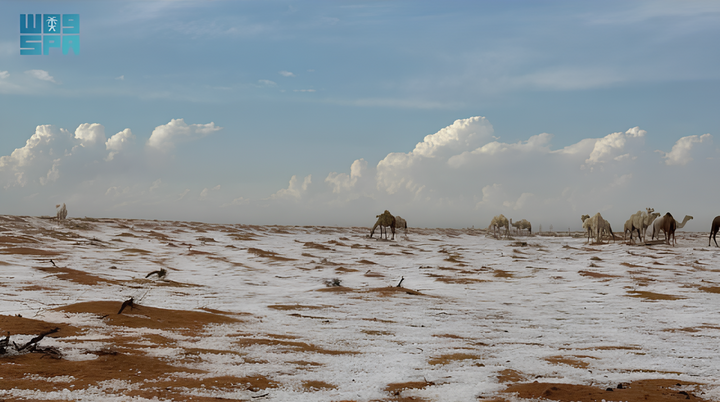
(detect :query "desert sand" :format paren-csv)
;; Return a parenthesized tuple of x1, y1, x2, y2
(1, 215, 719, 401)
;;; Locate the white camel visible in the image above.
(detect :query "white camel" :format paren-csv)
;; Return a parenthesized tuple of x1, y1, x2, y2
(395, 216, 408, 236)
(516, 219, 532, 235)
(489, 214, 509, 239)
(628, 208, 659, 244)
(583, 213, 614, 244)
(623, 218, 634, 242)
(650, 214, 693, 241)
(56, 203, 67, 222)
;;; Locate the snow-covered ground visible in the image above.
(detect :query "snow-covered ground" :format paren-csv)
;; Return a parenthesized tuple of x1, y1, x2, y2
(1, 215, 720, 401)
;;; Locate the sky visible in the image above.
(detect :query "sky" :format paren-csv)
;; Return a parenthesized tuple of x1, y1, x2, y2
(1, 0, 719, 229)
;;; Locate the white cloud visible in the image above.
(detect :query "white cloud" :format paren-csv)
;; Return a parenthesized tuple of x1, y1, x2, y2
(376, 116, 495, 194)
(200, 185, 221, 198)
(258, 79, 277, 87)
(75, 123, 107, 148)
(147, 119, 222, 151)
(271, 175, 311, 200)
(222, 196, 249, 207)
(279, 71, 295, 77)
(0, 125, 72, 187)
(25, 70, 57, 83)
(39, 159, 61, 185)
(115, 75, 124, 80)
(105, 129, 135, 160)
(659, 133, 712, 166)
(583, 126, 645, 167)
(294, 89, 316, 92)
(325, 159, 367, 194)
(0, 71, 8, 79)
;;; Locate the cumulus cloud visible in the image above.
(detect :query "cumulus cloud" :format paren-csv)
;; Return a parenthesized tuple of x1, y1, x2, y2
(0, 71, 9, 79)
(325, 159, 367, 194)
(271, 175, 312, 200)
(582, 126, 646, 168)
(376, 116, 495, 195)
(75, 123, 107, 148)
(659, 133, 712, 166)
(147, 119, 222, 151)
(25, 70, 57, 83)
(105, 129, 135, 160)
(258, 79, 277, 87)
(2, 116, 718, 229)
(279, 71, 295, 77)
(0, 125, 72, 187)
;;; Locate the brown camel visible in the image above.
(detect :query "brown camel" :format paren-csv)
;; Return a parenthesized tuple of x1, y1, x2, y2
(370, 210, 396, 240)
(661, 212, 677, 246)
(710, 216, 720, 247)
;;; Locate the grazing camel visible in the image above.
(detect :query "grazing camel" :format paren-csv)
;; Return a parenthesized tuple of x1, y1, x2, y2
(599, 218, 617, 243)
(709, 216, 720, 247)
(510, 218, 522, 235)
(517, 219, 532, 235)
(661, 212, 677, 246)
(650, 215, 693, 241)
(583, 213, 614, 244)
(623, 218, 634, 242)
(510, 218, 531, 236)
(370, 210, 396, 240)
(489, 214, 509, 239)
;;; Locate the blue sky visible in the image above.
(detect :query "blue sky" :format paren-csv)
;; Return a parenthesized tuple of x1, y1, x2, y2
(1, 1, 719, 229)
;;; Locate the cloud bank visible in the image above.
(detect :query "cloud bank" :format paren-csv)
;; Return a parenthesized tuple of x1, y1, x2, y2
(0, 117, 716, 230)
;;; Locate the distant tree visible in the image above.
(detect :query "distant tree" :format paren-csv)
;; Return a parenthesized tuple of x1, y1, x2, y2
(56, 203, 67, 222)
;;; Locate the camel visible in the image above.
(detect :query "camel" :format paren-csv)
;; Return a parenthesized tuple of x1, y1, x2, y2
(56, 203, 67, 222)
(489, 214, 509, 239)
(516, 219, 532, 235)
(583, 213, 614, 244)
(510, 218, 530, 236)
(661, 212, 677, 246)
(370, 210, 396, 240)
(395, 216, 408, 235)
(581, 214, 591, 240)
(710, 216, 720, 247)
(623, 218, 634, 242)
(650, 215, 693, 241)
(510, 218, 521, 235)
(599, 218, 617, 243)
(627, 208, 659, 244)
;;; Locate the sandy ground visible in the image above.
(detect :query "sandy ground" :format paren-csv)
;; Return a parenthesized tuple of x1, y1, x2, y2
(1, 215, 719, 401)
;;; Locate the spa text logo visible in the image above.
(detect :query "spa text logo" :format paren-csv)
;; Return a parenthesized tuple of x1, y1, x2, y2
(20, 14, 80, 55)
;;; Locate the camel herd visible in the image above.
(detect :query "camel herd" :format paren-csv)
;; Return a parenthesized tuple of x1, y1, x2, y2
(369, 210, 407, 240)
(368, 209, 720, 247)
